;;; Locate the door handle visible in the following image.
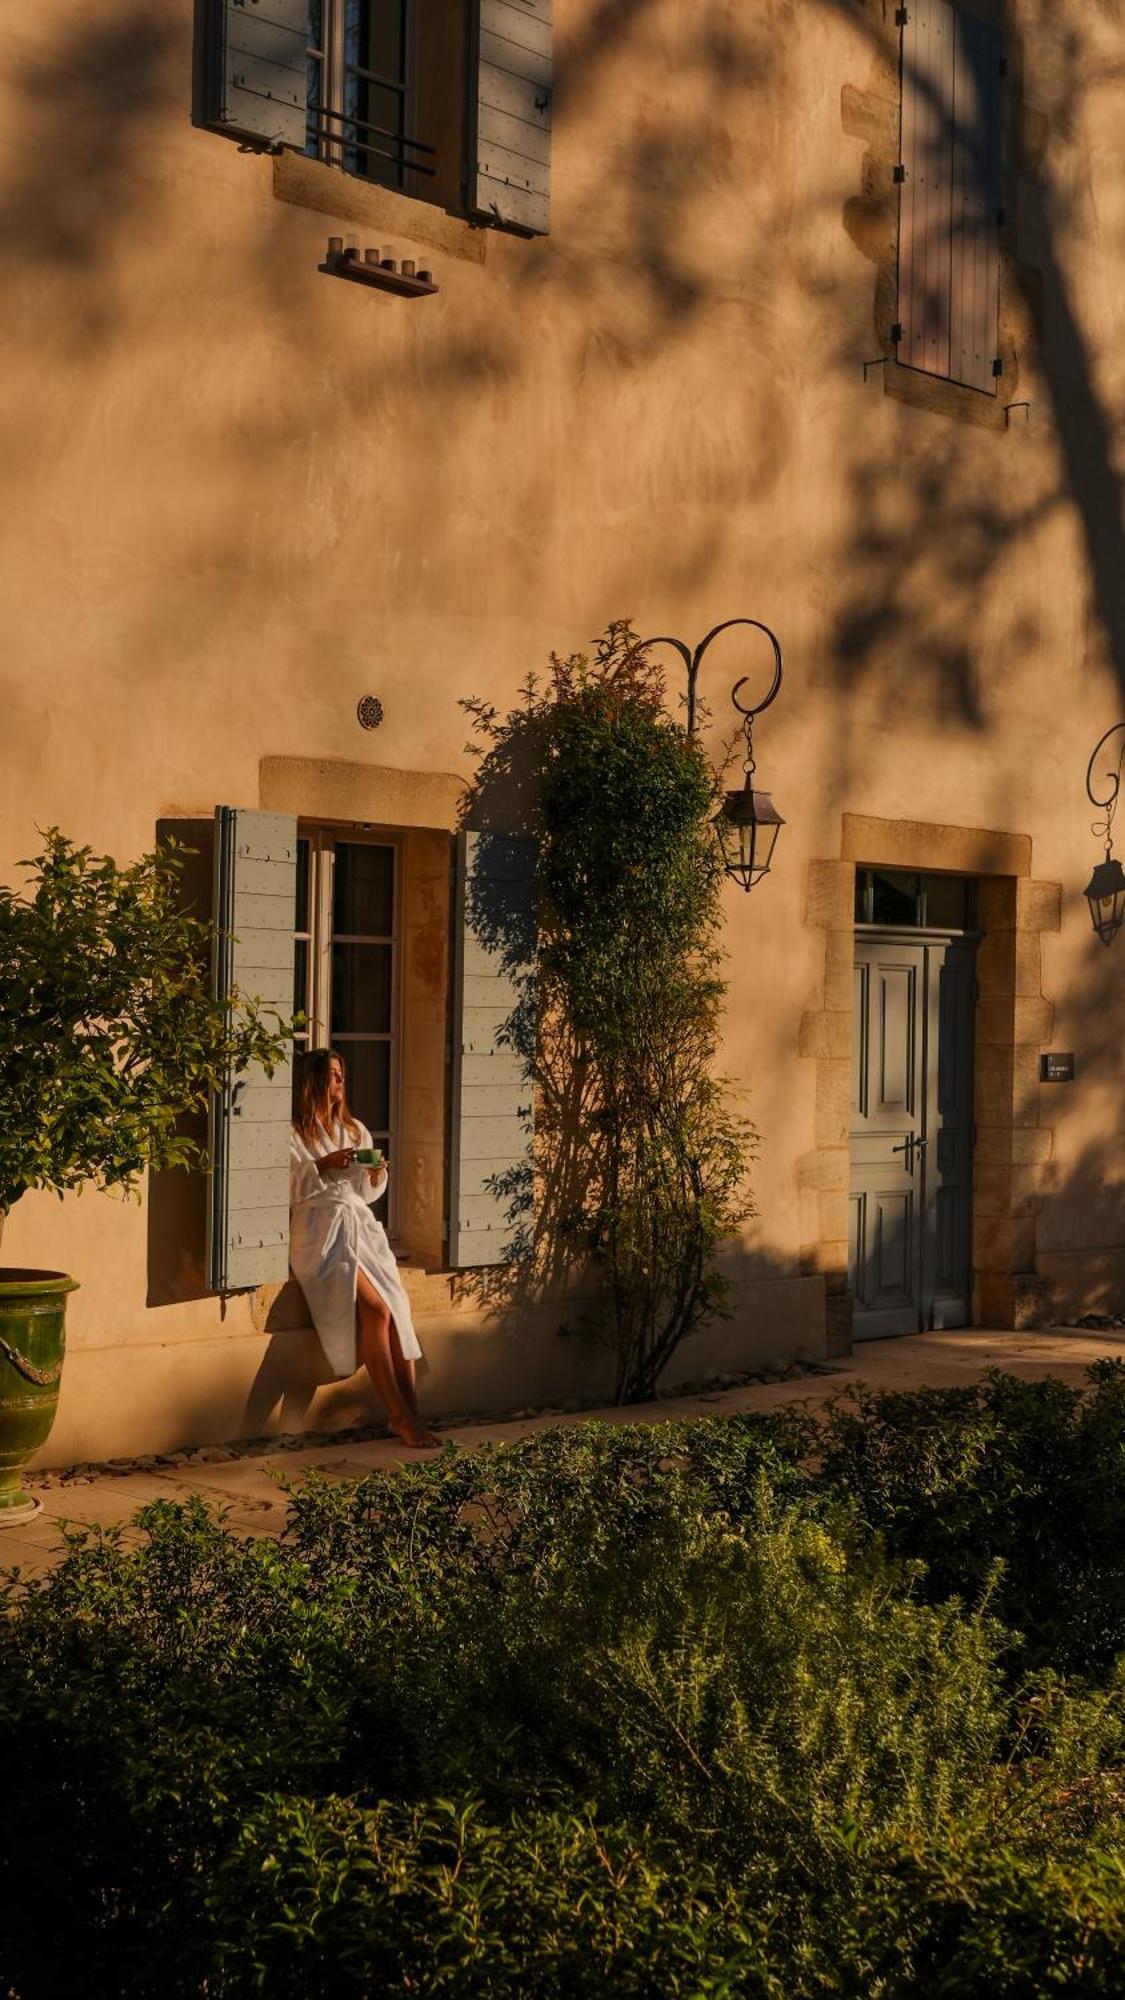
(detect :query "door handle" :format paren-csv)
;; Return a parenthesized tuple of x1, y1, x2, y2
(891, 1135, 926, 1172)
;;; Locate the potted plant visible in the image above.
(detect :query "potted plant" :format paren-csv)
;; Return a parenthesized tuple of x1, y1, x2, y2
(0, 830, 290, 1521)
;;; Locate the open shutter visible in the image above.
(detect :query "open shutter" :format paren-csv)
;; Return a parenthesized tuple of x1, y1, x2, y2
(469, 0, 553, 235)
(897, 2, 1003, 392)
(449, 832, 536, 1267)
(211, 0, 310, 151)
(208, 808, 297, 1293)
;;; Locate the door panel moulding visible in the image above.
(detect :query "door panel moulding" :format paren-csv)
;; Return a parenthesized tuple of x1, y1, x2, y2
(800, 817, 1061, 1354)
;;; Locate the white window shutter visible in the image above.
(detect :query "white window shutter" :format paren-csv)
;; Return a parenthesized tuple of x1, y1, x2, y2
(212, 0, 310, 151)
(470, 0, 553, 235)
(449, 831, 537, 1267)
(208, 808, 297, 1293)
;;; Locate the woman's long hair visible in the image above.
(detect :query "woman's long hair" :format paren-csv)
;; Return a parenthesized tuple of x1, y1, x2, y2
(293, 1047, 362, 1145)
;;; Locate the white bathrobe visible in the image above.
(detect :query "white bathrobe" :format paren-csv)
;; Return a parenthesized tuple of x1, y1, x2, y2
(289, 1119, 422, 1380)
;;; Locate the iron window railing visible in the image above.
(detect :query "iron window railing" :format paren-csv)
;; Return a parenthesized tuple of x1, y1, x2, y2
(307, 1, 436, 189)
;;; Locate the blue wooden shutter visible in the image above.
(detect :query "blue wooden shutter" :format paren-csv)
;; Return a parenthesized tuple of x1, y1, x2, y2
(449, 832, 536, 1267)
(208, 808, 297, 1292)
(470, 0, 553, 235)
(211, 0, 310, 150)
(897, 3, 1003, 392)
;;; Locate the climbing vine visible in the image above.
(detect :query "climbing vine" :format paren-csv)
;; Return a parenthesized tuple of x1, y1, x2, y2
(463, 623, 753, 1402)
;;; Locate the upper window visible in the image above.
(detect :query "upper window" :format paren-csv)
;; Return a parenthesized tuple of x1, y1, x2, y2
(308, 0, 436, 197)
(854, 869, 976, 930)
(209, 0, 554, 235)
(894, 3, 1004, 394)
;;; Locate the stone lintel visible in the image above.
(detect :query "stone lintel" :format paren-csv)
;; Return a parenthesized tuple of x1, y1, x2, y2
(260, 756, 464, 830)
(841, 814, 1031, 877)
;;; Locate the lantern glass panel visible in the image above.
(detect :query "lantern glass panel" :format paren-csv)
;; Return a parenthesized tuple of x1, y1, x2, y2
(1084, 854, 1125, 944)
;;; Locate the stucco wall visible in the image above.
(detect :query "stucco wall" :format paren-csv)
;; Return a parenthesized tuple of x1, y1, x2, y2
(2, 0, 1123, 1459)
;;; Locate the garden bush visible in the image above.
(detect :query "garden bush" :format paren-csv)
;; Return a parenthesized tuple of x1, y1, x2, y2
(819, 1360, 1125, 1676)
(1, 1373, 1124, 1995)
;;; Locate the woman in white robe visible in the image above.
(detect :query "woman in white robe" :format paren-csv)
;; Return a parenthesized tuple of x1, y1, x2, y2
(290, 1048, 438, 1448)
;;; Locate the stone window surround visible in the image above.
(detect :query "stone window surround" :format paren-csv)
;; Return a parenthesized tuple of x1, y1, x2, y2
(256, 757, 465, 1334)
(800, 814, 1061, 1353)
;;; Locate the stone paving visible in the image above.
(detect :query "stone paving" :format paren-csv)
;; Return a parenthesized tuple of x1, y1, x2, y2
(2, 1327, 1121, 1577)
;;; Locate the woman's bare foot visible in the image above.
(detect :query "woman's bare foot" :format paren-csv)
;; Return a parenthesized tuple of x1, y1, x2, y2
(390, 1411, 441, 1449)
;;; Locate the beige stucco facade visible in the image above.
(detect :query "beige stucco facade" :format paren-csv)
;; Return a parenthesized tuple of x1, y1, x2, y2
(2, 0, 1123, 1462)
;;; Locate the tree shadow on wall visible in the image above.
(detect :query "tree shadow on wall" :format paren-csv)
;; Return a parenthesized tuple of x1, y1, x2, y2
(819, 0, 1125, 804)
(452, 691, 600, 1332)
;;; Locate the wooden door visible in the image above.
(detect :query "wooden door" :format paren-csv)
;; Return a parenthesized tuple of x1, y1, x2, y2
(850, 934, 975, 1339)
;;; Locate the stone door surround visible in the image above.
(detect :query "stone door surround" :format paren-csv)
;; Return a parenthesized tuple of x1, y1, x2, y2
(800, 815, 1061, 1353)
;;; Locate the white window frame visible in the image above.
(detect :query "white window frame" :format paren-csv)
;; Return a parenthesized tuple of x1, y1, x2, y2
(294, 825, 404, 1237)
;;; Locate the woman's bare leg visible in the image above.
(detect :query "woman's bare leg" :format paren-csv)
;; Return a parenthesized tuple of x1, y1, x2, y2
(388, 1323, 421, 1417)
(356, 1274, 437, 1447)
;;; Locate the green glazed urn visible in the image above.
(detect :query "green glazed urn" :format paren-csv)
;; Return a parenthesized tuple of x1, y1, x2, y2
(0, 1270, 78, 1523)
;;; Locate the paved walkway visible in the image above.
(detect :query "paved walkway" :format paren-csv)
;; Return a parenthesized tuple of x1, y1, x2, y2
(2, 1328, 1120, 1577)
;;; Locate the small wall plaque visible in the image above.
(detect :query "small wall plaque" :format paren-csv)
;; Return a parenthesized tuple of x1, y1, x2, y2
(1040, 1053, 1076, 1083)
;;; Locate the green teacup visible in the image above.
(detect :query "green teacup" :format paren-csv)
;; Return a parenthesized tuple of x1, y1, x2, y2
(354, 1147, 384, 1166)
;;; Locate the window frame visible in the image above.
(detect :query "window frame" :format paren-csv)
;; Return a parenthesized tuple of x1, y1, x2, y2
(307, 0, 435, 196)
(294, 824, 404, 1237)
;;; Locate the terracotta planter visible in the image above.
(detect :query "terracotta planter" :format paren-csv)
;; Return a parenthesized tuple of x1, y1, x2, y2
(0, 1269, 79, 1524)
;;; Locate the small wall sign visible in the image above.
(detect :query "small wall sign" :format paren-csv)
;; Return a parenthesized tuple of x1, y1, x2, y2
(1040, 1053, 1076, 1083)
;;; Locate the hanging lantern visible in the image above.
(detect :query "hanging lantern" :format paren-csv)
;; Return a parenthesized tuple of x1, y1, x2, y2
(713, 775, 785, 891)
(1084, 723, 1125, 946)
(1083, 854, 1125, 946)
(645, 617, 786, 896)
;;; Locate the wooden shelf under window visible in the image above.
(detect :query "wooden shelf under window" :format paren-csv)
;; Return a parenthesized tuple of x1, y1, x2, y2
(319, 243, 438, 298)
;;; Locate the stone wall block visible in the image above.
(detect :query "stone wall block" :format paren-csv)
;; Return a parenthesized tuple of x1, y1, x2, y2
(805, 860, 855, 932)
(1012, 1044, 1044, 1123)
(825, 1292, 854, 1356)
(971, 1041, 1043, 1128)
(973, 1214, 1038, 1275)
(973, 1160, 1045, 1221)
(975, 1125, 1053, 1167)
(1013, 996, 1054, 1044)
(1009, 1165, 1048, 1218)
(974, 1044, 1015, 1123)
(977, 876, 1017, 934)
(976, 1272, 1053, 1332)
(814, 1059, 851, 1149)
(972, 1160, 1012, 1218)
(975, 997, 1015, 1047)
(976, 928, 1017, 995)
(817, 1191, 850, 1246)
(798, 1148, 849, 1193)
(799, 1010, 852, 1061)
(977, 929, 1042, 998)
(841, 816, 1030, 877)
(1015, 879, 1062, 933)
(822, 928, 856, 1011)
(976, 995, 1053, 1047)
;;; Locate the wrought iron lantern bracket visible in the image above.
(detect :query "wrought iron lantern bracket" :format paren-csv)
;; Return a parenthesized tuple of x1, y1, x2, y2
(1083, 722, 1125, 946)
(644, 619, 786, 893)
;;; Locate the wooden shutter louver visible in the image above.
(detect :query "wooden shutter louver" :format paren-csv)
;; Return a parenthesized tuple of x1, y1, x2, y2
(212, 0, 310, 151)
(897, 2, 1003, 393)
(449, 832, 537, 1268)
(470, 0, 553, 235)
(208, 808, 297, 1292)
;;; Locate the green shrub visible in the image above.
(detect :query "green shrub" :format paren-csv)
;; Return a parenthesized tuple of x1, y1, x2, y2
(819, 1361, 1125, 1676)
(1, 1381, 1124, 1996)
